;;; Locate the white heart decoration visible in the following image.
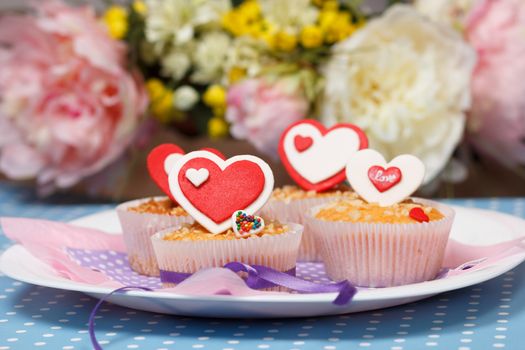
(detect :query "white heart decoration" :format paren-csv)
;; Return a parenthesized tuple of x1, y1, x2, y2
(163, 153, 183, 175)
(282, 123, 362, 184)
(185, 168, 210, 187)
(345, 149, 425, 207)
(168, 150, 274, 234)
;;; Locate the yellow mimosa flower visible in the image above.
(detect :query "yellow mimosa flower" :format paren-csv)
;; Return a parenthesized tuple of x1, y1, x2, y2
(208, 117, 229, 138)
(132, 0, 147, 16)
(275, 31, 297, 52)
(300, 25, 323, 48)
(103, 5, 128, 39)
(203, 85, 227, 108)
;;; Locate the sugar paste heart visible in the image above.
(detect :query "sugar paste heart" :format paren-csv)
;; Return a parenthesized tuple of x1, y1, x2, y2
(186, 168, 210, 187)
(279, 119, 368, 192)
(169, 150, 274, 234)
(345, 149, 425, 207)
(232, 210, 265, 238)
(147, 144, 185, 202)
(148, 144, 226, 202)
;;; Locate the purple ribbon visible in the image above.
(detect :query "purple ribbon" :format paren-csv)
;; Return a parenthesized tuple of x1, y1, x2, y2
(89, 286, 153, 350)
(89, 264, 356, 350)
(161, 262, 356, 305)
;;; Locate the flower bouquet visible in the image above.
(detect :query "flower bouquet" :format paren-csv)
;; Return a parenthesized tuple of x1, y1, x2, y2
(1, 0, 524, 198)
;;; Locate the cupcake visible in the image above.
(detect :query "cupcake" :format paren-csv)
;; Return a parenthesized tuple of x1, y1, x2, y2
(152, 220, 303, 290)
(306, 149, 455, 287)
(150, 149, 303, 289)
(116, 144, 192, 276)
(267, 119, 368, 261)
(116, 197, 193, 276)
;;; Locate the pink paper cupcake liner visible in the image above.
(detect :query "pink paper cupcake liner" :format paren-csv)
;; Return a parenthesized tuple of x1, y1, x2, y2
(116, 197, 193, 277)
(306, 199, 455, 287)
(151, 223, 303, 291)
(260, 196, 344, 262)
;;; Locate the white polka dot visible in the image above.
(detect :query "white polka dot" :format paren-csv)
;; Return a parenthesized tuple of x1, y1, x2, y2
(328, 338, 340, 341)
(430, 327, 442, 331)
(192, 345, 204, 349)
(497, 320, 508, 324)
(24, 322, 34, 326)
(324, 346, 336, 350)
(6, 339, 17, 342)
(461, 339, 472, 343)
(34, 342, 46, 347)
(464, 323, 476, 327)
(162, 341, 174, 345)
(257, 345, 270, 349)
(127, 345, 139, 349)
(268, 329, 279, 333)
(70, 338, 82, 342)
(428, 334, 439, 338)
(462, 331, 474, 335)
(495, 335, 506, 340)
(43, 333, 54, 337)
(458, 347, 470, 350)
(359, 343, 371, 347)
(297, 333, 309, 337)
(62, 346, 74, 350)
(493, 344, 505, 348)
(496, 327, 507, 331)
(227, 340, 239, 345)
(15, 330, 26, 334)
(133, 336, 145, 340)
(293, 341, 305, 345)
(425, 342, 438, 346)
(198, 337, 209, 341)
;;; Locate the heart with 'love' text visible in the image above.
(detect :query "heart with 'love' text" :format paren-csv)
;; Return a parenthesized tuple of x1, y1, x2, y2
(279, 119, 368, 192)
(345, 149, 425, 207)
(169, 150, 274, 234)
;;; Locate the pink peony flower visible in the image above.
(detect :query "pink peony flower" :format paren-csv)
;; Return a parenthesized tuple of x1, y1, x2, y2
(465, 0, 525, 166)
(226, 78, 308, 157)
(0, 1, 147, 193)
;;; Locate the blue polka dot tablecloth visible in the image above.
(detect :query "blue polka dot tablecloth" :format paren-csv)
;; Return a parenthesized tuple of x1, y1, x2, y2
(0, 182, 524, 350)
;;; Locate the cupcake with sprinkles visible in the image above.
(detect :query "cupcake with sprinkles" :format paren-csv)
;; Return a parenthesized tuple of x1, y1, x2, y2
(150, 149, 303, 289)
(261, 119, 368, 261)
(306, 149, 455, 287)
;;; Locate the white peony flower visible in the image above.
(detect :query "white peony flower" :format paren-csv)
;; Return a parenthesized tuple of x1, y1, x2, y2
(191, 31, 232, 85)
(414, 0, 476, 29)
(145, 0, 230, 53)
(260, 0, 318, 34)
(173, 85, 199, 111)
(320, 5, 476, 183)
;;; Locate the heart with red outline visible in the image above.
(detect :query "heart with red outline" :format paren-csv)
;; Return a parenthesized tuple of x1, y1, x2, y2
(279, 119, 368, 192)
(169, 150, 274, 234)
(345, 149, 425, 207)
(147, 144, 225, 202)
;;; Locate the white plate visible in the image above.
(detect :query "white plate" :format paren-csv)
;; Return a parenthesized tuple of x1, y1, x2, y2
(1, 206, 525, 318)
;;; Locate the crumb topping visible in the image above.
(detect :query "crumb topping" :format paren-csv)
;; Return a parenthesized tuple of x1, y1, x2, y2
(128, 198, 188, 216)
(315, 198, 444, 224)
(271, 185, 358, 201)
(162, 221, 288, 241)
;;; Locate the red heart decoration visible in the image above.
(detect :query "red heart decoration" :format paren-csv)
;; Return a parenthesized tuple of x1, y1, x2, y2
(409, 207, 429, 222)
(294, 135, 313, 152)
(178, 158, 266, 223)
(368, 166, 402, 193)
(147, 144, 185, 202)
(279, 119, 368, 192)
(147, 144, 225, 202)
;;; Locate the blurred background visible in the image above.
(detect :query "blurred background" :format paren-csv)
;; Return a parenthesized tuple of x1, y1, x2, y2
(0, 0, 524, 201)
